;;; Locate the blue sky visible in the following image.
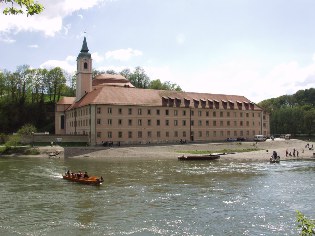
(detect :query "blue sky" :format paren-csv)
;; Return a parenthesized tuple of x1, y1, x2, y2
(1, 0, 315, 102)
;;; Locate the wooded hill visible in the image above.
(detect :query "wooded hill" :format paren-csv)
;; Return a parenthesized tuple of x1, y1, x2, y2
(258, 88, 315, 136)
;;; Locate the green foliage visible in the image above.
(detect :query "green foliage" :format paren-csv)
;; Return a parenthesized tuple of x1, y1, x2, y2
(259, 88, 315, 135)
(2, 0, 44, 16)
(17, 123, 37, 135)
(296, 210, 315, 236)
(5, 134, 20, 148)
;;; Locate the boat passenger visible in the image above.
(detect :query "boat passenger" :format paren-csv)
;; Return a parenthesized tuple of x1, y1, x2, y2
(66, 170, 70, 176)
(83, 172, 89, 178)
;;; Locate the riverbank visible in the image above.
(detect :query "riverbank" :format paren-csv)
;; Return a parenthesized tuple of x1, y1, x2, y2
(28, 138, 315, 162)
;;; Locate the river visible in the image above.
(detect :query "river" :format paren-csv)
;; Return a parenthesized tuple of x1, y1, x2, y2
(0, 156, 314, 235)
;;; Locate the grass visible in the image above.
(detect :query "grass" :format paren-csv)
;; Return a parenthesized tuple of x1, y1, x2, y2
(176, 148, 261, 155)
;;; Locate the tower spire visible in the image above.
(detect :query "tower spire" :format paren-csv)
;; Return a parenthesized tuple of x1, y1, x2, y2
(81, 36, 89, 53)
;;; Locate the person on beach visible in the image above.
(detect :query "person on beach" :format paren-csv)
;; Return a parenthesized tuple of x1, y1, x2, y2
(286, 149, 288, 157)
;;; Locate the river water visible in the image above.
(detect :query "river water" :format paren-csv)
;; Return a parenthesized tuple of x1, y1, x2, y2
(0, 156, 314, 236)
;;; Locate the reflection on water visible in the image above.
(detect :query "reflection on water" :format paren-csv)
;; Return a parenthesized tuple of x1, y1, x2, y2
(0, 156, 314, 235)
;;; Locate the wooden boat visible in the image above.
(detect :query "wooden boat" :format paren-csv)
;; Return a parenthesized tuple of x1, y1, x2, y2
(62, 174, 104, 185)
(178, 154, 220, 161)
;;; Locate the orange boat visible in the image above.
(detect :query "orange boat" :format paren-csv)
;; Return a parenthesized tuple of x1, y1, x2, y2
(62, 174, 104, 185)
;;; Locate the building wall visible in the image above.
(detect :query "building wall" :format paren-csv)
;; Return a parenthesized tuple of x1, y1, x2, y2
(64, 103, 270, 145)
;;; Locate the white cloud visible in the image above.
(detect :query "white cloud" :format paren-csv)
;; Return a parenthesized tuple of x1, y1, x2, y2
(0, 0, 105, 37)
(105, 48, 143, 61)
(92, 52, 104, 63)
(28, 44, 39, 48)
(40, 55, 76, 73)
(0, 33, 15, 43)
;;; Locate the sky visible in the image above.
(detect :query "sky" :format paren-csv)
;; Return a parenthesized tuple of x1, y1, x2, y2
(1, 0, 315, 103)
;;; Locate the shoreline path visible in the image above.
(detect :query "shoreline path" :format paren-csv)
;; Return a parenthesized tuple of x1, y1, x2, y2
(36, 138, 315, 162)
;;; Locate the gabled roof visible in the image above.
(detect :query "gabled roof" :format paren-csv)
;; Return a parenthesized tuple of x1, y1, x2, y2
(66, 86, 261, 111)
(57, 97, 76, 105)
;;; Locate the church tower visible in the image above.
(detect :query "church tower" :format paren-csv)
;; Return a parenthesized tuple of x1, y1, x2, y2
(76, 37, 92, 101)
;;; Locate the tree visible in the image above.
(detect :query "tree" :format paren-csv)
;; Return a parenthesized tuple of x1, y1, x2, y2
(17, 123, 37, 135)
(149, 79, 182, 91)
(1, 0, 44, 16)
(127, 66, 150, 89)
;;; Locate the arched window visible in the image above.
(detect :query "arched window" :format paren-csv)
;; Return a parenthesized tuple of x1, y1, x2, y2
(84, 62, 88, 69)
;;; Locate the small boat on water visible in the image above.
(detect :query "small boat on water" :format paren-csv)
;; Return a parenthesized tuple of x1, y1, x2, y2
(62, 174, 104, 185)
(178, 154, 220, 161)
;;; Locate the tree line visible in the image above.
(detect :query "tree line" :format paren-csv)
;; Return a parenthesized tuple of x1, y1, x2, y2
(0, 65, 181, 134)
(258, 88, 315, 137)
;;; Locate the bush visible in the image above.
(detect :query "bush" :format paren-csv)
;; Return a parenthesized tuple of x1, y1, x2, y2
(17, 124, 37, 135)
(296, 210, 315, 235)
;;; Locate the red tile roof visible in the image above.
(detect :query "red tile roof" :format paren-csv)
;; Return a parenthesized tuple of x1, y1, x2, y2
(67, 86, 262, 111)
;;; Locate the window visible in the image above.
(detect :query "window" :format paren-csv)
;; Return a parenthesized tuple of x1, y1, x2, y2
(220, 121, 223, 126)
(183, 131, 186, 137)
(108, 108, 112, 114)
(213, 121, 216, 126)
(234, 131, 237, 136)
(119, 108, 122, 114)
(97, 119, 101, 125)
(165, 120, 169, 126)
(213, 111, 216, 117)
(183, 110, 186, 116)
(213, 131, 216, 137)
(191, 120, 194, 126)
(128, 131, 132, 138)
(182, 120, 186, 126)
(138, 109, 142, 115)
(165, 109, 169, 115)
(118, 132, 122, 138)
(246, 113, 249, 117)
(227, 112, 230, 117)
(198, 120, 202, 126)
(138, 119, 142, 126)
(156, 109, 160, 115)
(198, 110, 202, 116)
(148, 131, 152, 138)
(191, 110, 194, 116)
(227, 121, 230, 126)
(199, 131, 202, 137)
(97, 132, 101, 138)
(206, 131, 209, 137)
(84, 62, 88, 69)
(206, 111, 209, 117)
(166, 131, 169, 137)
(174, 131, 178, 137)
(240, 112, 243, 117)
(157, 131, 161, 137)
(174, 110, 178, 116)
(138, 131, 142, 138)
(148, 119, 151, 126)
(246, 121, 249, 126)
(147, 109, 151, 115)
(220, 111, 223, 117)
(118, 119, 122, 125)
(128, 119, 132, 126)
(128, 108, 132, 115)
(220, 131, 224, 136)
(108, 119, 112, 125)
(108, 132, 112, 138)
(97, 107, 101, 114)
(60, 115, 65, 129)
(240, 121, 243, 126)
(157, 120, 160, 126)
(206, 120, 209, 126)
(174, 120, 178, 126)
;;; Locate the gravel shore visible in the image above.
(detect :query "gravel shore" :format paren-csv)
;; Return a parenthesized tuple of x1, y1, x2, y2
(38, 138, 315, 162)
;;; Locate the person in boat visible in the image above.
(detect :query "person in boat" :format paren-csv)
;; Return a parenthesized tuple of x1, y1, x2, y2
(83, 171, 89, 178)
(66, 170, 70, 176)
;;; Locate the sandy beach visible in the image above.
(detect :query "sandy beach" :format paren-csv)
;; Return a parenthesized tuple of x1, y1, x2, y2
(35, 138, 315, 162)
